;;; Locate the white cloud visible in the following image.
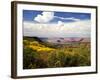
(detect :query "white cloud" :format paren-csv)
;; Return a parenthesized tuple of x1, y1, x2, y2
(23, 20, 91, 38)
(34, 12, 54, 23)
(54, 16, 80, 21)
(34, 11, 80, 23)
(57, 21, 64, 26)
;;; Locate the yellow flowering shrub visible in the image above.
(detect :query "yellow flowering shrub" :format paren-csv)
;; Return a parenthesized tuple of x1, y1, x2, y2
(29, 45, 55, 52)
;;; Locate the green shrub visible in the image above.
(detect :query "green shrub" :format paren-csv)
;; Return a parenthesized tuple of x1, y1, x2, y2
(23, 47, 48, 69)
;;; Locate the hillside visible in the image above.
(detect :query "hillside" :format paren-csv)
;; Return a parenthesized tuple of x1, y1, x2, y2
(23, 36, 91, 69)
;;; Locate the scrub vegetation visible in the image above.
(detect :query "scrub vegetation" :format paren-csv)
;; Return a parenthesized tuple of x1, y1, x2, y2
(23, 37, 91, 69)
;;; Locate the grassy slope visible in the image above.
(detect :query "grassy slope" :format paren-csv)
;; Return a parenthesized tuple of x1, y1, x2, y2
(23, 37, 91, 69)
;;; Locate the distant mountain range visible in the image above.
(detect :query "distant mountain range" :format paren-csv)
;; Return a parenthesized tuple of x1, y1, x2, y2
(40, 37, 90, 44)
(24, 36, 90, 44)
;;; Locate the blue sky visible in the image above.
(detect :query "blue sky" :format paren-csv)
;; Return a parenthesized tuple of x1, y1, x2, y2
(23, 10, 91, 23)
(23, 10, 91, 37)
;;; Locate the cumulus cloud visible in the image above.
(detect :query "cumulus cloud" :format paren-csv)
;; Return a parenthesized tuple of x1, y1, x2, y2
(34, 12, 54, 23)
(23, 20, 91, 38)
(34, 11, 80, 23)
